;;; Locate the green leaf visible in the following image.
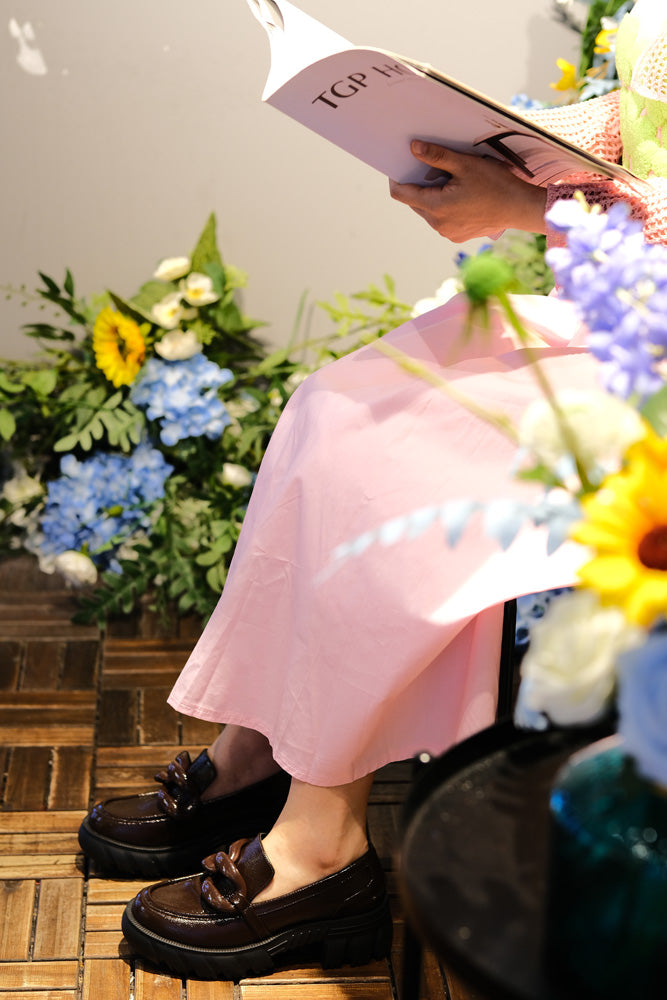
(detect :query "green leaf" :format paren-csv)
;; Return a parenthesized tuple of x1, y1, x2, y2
(23, 368, 58, 396)
(0, 371, 24, 395)
(23, 322, 76, 342)
(64, 269, 75, 297)
(130, 280, 175, 317)
(251, 347, 290, 376)
(191, 214, 223, 275)
(108, 291, 154, 326)
(0, 408, 16, 441)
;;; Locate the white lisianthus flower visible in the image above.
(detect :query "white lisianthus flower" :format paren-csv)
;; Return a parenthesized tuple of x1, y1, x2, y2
(226, 395, 261, 419)
(151, 291, 187, 330)
(153, 256, 191, 282)
(516, 589, 643, 727)
(220, 462, 254, 488)
(518, 389, 644, 477)
(181, 272, 219, 307)
(53, 550, 98, 587)
(412, 277, 462, 317)
(284, 370, 309, 394)
(2, 469, 43, 506)
(154, 329, 202, 361)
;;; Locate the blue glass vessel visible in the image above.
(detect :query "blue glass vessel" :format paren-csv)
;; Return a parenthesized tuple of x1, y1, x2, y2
(545, 735, 667, 1000)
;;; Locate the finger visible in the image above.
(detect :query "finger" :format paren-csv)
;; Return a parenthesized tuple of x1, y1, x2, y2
(410, 140, 466, 171)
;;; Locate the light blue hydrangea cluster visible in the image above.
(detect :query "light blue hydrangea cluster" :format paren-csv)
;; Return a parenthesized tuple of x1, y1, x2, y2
(547, 198, 667, 400)
(510, 93, 547, 112)
(130, 354, 234, 446)
(39, 443, 173, 567)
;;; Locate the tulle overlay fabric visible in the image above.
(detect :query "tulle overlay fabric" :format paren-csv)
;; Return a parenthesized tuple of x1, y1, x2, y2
(169, 294, 600, 784)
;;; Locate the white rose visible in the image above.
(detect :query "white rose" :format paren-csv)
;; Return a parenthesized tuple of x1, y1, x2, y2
(220, 463, 254, 488)
(518, 390, 644, 477)
(154, 329, 202, 361)
(151, 292, 186, 330)
(516, 589, 642, 727)
(153, 256, 191, 282)
(53, 550, 98, 587)
(412, 277, 462, 317)
(180, 272, 219, 307)
(2, 470, 43, 506)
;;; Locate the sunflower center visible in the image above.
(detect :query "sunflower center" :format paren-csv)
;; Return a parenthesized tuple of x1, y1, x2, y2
(638, 526, 667, 570)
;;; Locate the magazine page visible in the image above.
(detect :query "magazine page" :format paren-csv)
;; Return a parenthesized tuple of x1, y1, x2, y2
(246, 0, 354, 97)
(265, 47, 635, 187)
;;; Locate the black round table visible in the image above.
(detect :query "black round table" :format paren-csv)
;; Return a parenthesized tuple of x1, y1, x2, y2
(398, 720, 610, 1000)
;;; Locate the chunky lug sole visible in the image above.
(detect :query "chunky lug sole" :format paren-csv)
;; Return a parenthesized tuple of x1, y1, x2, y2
(121, 896, 393, 980)
(79, 819, 249, 879)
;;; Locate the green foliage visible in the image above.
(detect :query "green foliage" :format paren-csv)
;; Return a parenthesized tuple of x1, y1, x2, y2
(578, 0, 629, 77)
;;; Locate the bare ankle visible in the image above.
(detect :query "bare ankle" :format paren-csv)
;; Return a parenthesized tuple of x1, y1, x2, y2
(201, 726, 281, 799)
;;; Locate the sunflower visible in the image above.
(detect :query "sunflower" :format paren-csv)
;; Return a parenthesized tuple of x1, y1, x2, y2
(571, 430, 667, 627)
(93, 306, 146, 387)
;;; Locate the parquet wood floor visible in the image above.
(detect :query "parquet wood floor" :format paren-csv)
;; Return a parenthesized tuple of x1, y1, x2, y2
(0, 556, 487, 1000)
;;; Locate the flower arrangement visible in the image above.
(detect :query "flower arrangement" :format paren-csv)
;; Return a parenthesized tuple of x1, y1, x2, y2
(336, 195, 667, 790)
(0, 214, 414, 627)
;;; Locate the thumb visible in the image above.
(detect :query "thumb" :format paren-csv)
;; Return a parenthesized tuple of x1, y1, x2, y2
(410, 140, 463, 169)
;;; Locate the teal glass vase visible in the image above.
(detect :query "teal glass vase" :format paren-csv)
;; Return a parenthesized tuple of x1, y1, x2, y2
(545, 735, 667, 1000)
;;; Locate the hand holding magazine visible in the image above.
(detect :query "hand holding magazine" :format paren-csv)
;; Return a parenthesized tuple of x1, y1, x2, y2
(247, 0, 637, 189)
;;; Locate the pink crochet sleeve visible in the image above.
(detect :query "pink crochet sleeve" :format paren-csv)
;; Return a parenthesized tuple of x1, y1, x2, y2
(545, 175, 667, 245)
(522, 89, 622, 163)
(522, 91, 667, 247)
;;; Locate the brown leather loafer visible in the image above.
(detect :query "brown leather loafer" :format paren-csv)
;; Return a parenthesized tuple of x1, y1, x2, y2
(121, 835, 392, 979)
(78, 750, 291, 878)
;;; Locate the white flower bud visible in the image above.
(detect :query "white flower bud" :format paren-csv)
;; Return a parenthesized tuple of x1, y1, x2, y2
(53, 550, 98, 587)
(154, 329, 202, 361)
(153, 256, 191, 281)
(220, 463, 254, 488)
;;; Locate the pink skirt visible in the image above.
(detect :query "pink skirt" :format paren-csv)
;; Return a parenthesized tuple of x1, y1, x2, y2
(169, 293, 598, 785)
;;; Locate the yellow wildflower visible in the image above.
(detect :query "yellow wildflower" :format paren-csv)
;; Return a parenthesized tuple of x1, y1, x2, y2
(594, 28, 616, 56)
(551, 59, 580, 93)
(92, 306, 146, 387)
(571, 430, 667, 627)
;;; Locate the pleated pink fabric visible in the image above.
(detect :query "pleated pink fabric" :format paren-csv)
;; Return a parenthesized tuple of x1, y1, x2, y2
(168, 293, 601, 785)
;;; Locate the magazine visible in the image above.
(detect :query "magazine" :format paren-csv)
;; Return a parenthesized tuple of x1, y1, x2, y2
(247, 0, 637, 189)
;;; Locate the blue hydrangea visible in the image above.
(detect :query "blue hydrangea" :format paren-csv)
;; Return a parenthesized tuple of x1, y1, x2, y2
(510, 94, 547, 112)
(547, 199, 667, 400)
(39, 443, 173, 567)
(130, 354, 234, 446)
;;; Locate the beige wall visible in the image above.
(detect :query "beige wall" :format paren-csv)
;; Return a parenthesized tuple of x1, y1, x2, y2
(2, 1, 578, 359)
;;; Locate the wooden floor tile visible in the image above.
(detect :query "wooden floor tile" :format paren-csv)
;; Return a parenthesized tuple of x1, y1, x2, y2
(0, 831, 81, 855)
(21, 642, 63, 691)
(0, 856, 82, 879)
(0, 992, 77, 1000)
(135, 962, 183, 999)
(239, 984, 393, 999)
(83, 930, 130, 959)
(0, 961, 79, 989)
(4, 747, 51, 810)
(48, 747, 93, 810)
(0, 811, 86, 833)
(0, 880, 35, 960)
(0, 641, 21, 691)
(82, 958, 130, 997)
(61, 640, 99, 690)
(185, 981, 235, 1000)
(33, 880, 83, 960)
